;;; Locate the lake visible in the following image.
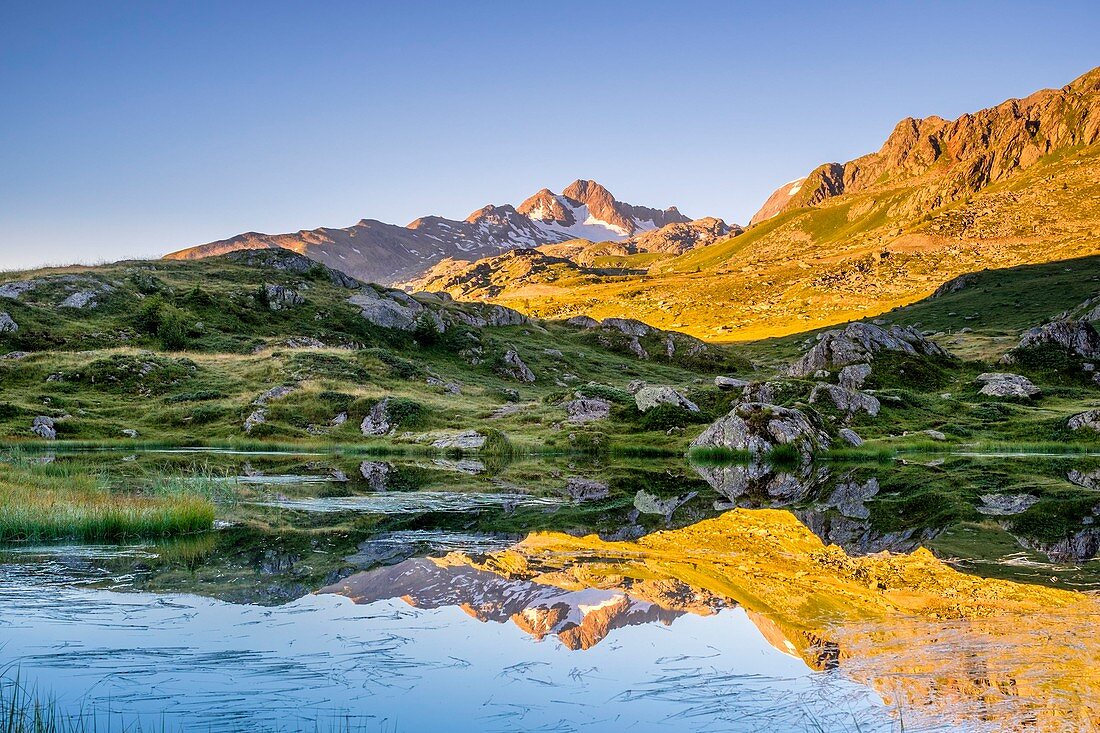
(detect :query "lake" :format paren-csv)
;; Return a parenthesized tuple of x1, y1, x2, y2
(1, 448, 1098, 732)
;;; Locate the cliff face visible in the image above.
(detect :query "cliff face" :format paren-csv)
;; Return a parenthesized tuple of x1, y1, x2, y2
(757, 67, 1100, 223)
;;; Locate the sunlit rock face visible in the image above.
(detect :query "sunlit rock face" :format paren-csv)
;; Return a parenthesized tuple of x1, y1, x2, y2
(435, 509, 1100, 732)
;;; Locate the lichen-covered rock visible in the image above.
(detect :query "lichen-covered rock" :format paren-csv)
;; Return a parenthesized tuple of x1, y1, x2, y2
(634, 386, 699, 413)
(59, 290, 101, 309)
(31, 416, 56, 440)
(838, 363, 872, 390)
(264, 284, 305, 311)
(809, 383, 881, 416)
(430, 430, 487, 450)
(243, 409, 266, 434)
(691, 402, 830, 456)
(838, 428, 864, 446)
(975, 372, 1041, 398)
(1068, 410, 1100, 432)
(1007, 319, 1100, 360)
(565, 398, 611, 423)
(360, 398, 392, 436)
(0, 312, 17, 334)
(601, 318, 650, 337)
(788, 322, 948, 377)
(566, 315, 599, 329)
(499, 346, 535, 382)
(714, 376, 751, 390)
(977, 493, 1040, 515)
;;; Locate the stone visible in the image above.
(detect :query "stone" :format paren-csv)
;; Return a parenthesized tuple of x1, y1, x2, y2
(565, 398, 612, 423)
(498, 347, 535, 382)
(1, 351, 27, 360)
(243, 409, 266, 434)
(742, 381, 777, 404)
(348, 289, 441, 332)
(264, 284, 305, 311)
(601, 318, 650, 337)
(0, 312, 17, 334)
(224, 248, 361, 289)
(31, 416, 56, 440)
(634, 386, 699, 413)
(1068, 469, 1100, 491)
(360, 398, 392, 436)
(787, 322, 949, 377)
(714, 376, 751, 390)
(1007, 319, 1100, 360)
(543, 348, 564, 358)
(566, 476, 610, 501)
(430, 430, 487, 450)
(838, 363, 872, 390)
(975, 372, 1041, 398)
(253, 385, 297, 406)
(566, 315, 599, 329)
(809, 383, 881, 416)
(330, 412, 348, 426)
(691, 402, 830, 457)
(977, 493, 1040, 516)
(1068, 410, 1100, 432)
(626, 379, 647, 395)
(838, 428, 864, 446)
(59, 291, 100, 309)
(922, 429, 947, 441)
(121, 429, 139, 439)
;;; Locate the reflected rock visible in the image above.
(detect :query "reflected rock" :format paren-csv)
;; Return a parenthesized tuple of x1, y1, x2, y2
(359, 461, 392, 490)
(566, 476, 609, 501)
(694, 460, 829, 507)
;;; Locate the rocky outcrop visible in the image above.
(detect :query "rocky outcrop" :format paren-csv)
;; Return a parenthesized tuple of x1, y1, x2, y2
(222, 248, 362, 288)
(838, 428, 864, 446)
(809, 383, 881, 417)
(787, 322, 948, 377)
(348, 288, 441, 332)
(977, 494, 1040, 516)
(498, 347, 535, 383)
(931, 273, 978, 298)
(264, 284, 305, 311)
(430, 430, 487, 450)
(360, 398, 393, 436)
(31, 416, 56, 440)
(691, 402, 830, 456)
(566, 315, 599, 329)
(601, 318, 650, 337)
(0, 312, 17, 334)
(1067, 469, 1100, 491)
(565, 398, 611, 423)
(243, 409, 266, 434)
(838, 363, 871, 390)
(1006, 319, 1100, 360)
(634, 386, 699, 413)
(1068, 410, 1100, 432)
(975, 372, 1041, 398)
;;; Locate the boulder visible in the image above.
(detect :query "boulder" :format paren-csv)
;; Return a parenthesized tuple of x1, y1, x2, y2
(360, 398, 393, 436)
(922, 429, 947, 441)
(634, 386, 699, 413)
(975, 372, 1041, 398)
(626, 379, 647, 395)
(121, 429, 139, 439)
(253, 385, 297, 406)
(742, 381, 777, 404)
(566, 476, 610, 501)
(0, 312, 17, 334)
(565, 398, 611, 423)
(59, 291, 100, 309)
(243, 409, 266, 434)
(1008, 319, 1100, 360)
(348, 289, 442, 332)
(601, 318, 650, 337)
(838, 428, 864, 447)
(31, 416, 56, 440)
(714, 376, 751, 390)
(932, 273, 978, 297)
(499, 346, 535, 383)
(838, 363, 872, 390)
(977, 493, 1040, 516)
(430, 430, 487, 450)
(264, 284, 305, 311)
(691, 402, 830, 456)
(787, 322, 949, 377)
(566, 315, 599, 329)
(809, 383, 881, 416)
(1068, 410, 1100, 432)
(1068, 469, 1100, 491)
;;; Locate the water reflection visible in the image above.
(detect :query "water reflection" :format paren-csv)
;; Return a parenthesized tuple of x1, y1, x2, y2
(2, 448, 1100, 731)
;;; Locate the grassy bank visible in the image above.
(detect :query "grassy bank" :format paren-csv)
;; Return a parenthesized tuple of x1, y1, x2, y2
(0, 457, 214, 543)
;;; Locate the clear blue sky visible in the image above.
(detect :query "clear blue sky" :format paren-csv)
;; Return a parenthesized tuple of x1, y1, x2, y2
(1, 1, 1097, 270)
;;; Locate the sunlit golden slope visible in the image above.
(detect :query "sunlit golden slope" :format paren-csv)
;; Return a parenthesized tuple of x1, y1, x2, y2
(414, 68, 1100, 342)
(450, 509, 1100, 732)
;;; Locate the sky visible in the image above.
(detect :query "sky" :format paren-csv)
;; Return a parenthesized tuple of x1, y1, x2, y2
(1, 1, 1098, 270)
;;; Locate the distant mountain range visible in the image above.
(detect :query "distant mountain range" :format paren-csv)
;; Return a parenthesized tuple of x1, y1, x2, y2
(166, 179, 717, 285)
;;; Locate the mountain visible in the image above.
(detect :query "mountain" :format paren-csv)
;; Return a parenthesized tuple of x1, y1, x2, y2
(164, 179, 693, 286)
(413, 67, 1100, 341)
